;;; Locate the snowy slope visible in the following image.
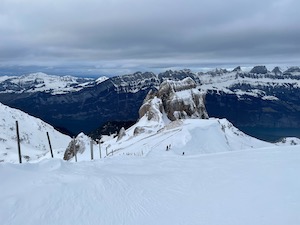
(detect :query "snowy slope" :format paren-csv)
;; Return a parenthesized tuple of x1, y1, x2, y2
(1, 146, 300, 225)
(70, 115, 298, 162)
(98, 118, 275, 159)
(0, 103, 71, 163)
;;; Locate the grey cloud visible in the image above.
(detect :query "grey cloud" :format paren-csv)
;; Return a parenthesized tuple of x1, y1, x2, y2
(0, 0, 300, 75)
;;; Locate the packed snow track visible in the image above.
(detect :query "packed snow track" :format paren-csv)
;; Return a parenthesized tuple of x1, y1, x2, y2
(1, 146, 300, 225)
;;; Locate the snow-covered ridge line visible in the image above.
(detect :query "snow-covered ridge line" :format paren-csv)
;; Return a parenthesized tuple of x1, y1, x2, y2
(0, 72, 96, 94)
(1, 65, 300, 96)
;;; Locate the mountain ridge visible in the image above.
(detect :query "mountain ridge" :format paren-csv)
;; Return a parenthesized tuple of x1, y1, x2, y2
(0, 65, 299, 140)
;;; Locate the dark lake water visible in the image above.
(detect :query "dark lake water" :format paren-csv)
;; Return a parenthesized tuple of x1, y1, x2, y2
(238, 127, 300, 143)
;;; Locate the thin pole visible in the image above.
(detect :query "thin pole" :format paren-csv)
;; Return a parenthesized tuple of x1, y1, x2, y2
(16, 121, 22, 164)
(46, 132, 54, 158)
(90, 140, 94, 160)
(98, 140, 101, 159)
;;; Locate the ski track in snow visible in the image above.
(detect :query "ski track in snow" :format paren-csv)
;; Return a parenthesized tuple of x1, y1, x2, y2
(1, 146, 300, 225)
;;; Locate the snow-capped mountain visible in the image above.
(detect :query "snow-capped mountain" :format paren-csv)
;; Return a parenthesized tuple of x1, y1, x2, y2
(199, 66, 300, 98)
(0, 72, 95, 94)
(0, 102, 71, 163)
(1, 66, 299, 96)
(0, 66, 299, 141)
(158, 66, 300, 99)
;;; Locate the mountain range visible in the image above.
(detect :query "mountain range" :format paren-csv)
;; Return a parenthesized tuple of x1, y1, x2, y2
(0, 65, 299, 141)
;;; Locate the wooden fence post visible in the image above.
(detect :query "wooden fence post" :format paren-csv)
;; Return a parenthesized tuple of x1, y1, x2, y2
(46, 132, 54, 158)
(99, 141, 101, 159)
(16, 121, 22, 164)
(90, 140, 94, 160)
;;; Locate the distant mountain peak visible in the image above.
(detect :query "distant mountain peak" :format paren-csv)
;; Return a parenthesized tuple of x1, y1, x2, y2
(96, 76, 109, 84)
(272, 66, 282, 75)
(250, 65, 268, 74)
(232, 66, 242, 72)
(284, 66, 300, 73)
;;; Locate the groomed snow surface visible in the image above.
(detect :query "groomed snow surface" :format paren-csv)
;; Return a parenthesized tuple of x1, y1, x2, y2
(1, 146, 300, 225)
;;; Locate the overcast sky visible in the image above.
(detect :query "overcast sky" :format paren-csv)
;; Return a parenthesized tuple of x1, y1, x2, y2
(0, 0, 300, 76)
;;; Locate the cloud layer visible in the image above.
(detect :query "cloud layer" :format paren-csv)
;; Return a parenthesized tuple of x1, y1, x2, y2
(1, 0, 300, 75)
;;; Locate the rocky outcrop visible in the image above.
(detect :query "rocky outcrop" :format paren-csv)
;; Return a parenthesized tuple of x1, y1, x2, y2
(250, 66, 268, 74)
(139, 77, 208, 122)
(272, 67, 282, 75)
(232, 66, 242, 72)
(283, 66, 300, 75)
(117, 127, 126, 141)
(63, 133, 86, 160)
(139, 96, 164, 122)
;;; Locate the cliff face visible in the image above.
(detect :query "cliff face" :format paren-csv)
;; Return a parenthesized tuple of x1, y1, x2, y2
(139, 77, 208, 122)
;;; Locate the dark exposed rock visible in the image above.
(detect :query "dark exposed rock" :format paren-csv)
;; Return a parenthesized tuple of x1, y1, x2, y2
(158, 69, 201, 84)
(232, 66, 242, 72)
(250, 66, 268, 74)
(89, 120, 136, 140)
(117, 127, 126, 141)
(133, 126, 146, 136)
(63, 135, 86, 160)
(283, 66, 300, 75)
(272, 67, 282, 75)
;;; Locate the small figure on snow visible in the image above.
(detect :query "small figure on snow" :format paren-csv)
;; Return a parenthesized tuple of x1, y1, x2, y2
(166, 145, 169, 151)
(182, 152, 185, 156)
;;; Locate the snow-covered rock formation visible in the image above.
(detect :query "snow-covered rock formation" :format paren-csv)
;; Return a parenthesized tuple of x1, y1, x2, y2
(139, 77, 208, 122)
(63, 133, 88, 161)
